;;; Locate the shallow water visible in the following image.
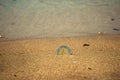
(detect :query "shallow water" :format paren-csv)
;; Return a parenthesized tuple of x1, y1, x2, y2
(0, 0, 120, 39)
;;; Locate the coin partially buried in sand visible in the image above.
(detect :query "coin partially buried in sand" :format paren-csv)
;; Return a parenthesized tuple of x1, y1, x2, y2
(57, 45, 72, 55)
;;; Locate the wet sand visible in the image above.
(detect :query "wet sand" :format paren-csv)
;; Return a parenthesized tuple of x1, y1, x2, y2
(0, 34, 120, 80)
(0, 0, 120, 39)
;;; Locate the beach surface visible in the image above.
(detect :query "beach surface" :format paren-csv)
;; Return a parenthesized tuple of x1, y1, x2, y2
(0, 34, 120, 80)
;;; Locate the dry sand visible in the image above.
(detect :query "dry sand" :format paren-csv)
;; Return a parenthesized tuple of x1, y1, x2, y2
(0, 35, 120, 80)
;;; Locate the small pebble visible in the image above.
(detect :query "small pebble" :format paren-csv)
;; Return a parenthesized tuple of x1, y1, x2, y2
(113, 28, 120, 31)
(83, 44, 90, 47)
(83, 76, 87, 79)
(98, 32, 104, 35)
(88, 67, 92, 70)
(111, 18, 115, 21)
(14, 75, 17, 77)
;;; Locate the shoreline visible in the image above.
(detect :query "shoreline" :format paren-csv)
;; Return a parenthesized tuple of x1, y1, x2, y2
(0, 34, 120, 42)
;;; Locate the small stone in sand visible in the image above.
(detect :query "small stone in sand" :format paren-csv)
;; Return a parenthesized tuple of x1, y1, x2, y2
(111, 18, 115, 21)
(98, 32, 104, 35)
(83, 76, 87, 79)
(14, 75, 17, 77)
(113, 28, 120, 31)
(88, 67, 92, 70)
(83, 44, 90, 47)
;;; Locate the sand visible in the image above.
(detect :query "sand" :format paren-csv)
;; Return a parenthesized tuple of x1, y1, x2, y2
(0, 34, 120, 80)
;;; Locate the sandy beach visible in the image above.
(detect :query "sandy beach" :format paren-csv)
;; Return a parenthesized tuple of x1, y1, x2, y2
(0, 1, 120, 80)
(0, 34, 120, 80)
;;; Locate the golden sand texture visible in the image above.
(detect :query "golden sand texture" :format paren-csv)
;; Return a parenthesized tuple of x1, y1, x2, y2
(0, 35, 120, 80)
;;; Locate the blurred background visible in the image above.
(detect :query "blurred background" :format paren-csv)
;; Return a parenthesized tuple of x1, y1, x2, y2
(0, 0, 120, 39)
